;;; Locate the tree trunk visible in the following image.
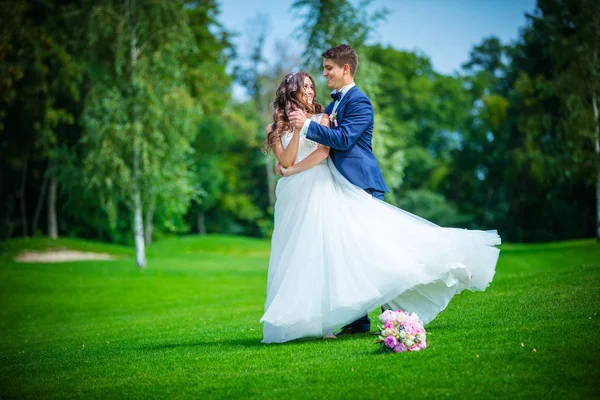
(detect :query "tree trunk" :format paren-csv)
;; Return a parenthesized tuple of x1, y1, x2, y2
(132, 136, 146, 267)
(133, 186, 146, 268)
(265, 158, 276, 208)
(144, 197, 154, 245)
(592, 91, 599, 241)
(129, 0, 146, 268)
(197, 211, 206, 235)
(48, 162, 58, 239)
(18, 157, 28, 237)
(32, 167, 49, 236)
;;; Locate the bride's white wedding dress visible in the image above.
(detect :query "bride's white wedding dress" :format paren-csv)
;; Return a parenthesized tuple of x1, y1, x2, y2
(261, 114, 500, 344)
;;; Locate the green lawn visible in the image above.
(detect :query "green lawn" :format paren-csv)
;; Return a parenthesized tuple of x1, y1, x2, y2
(1, 235, 599, 399)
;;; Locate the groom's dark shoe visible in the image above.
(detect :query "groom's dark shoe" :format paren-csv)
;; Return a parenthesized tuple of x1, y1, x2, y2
(335, 316, 370, 336)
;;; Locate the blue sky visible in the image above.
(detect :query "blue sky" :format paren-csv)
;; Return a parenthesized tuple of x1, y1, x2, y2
(217, 0, 537, 97)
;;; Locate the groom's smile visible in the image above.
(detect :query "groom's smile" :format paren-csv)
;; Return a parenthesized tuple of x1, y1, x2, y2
(322, 59, 346, 91)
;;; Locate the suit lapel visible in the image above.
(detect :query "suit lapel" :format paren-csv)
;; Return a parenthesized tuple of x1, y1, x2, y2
(325, 101, 335, 115)
(336, 86, 357, 120)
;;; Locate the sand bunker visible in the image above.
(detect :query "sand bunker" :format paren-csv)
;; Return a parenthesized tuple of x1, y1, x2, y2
(15, 250, 115, 263)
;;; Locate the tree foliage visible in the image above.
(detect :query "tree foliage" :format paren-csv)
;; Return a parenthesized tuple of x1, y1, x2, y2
(1, 0, 597, 247)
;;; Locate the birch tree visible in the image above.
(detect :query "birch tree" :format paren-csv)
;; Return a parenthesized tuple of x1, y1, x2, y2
(81, 0, 200, 267)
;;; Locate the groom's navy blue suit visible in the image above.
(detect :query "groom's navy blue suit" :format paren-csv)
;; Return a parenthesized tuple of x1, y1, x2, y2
(305, 86, 389, 197)
(305, 85, 389, 334)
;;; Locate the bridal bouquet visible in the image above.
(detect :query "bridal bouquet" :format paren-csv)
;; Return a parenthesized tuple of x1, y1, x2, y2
(376, 309, 427, 353)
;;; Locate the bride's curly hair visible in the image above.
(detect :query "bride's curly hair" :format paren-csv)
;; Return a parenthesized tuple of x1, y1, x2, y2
(261, 72, 323, 154)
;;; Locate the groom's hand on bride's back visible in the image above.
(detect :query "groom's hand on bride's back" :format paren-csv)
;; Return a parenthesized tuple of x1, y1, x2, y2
(289, 110, 307, 129)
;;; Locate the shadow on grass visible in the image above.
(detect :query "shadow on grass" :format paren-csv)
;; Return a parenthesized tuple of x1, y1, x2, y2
(145, 338, 264, 350)
(141, 332, 378, 352)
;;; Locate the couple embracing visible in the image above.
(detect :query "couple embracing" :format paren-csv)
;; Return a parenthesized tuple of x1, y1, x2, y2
(260, 44, 500, 344)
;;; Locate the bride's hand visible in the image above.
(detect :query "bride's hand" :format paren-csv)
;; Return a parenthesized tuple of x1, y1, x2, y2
(280, 166, 293, 177)
(274, 162, 284, 177)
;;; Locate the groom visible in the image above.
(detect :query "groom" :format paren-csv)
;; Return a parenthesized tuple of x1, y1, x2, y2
(287, 44, 389, 335)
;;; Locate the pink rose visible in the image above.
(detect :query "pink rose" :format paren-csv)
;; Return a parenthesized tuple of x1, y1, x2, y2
(384, 335, 399, 349)
(379, 310, 397, 325)
(404, 321, 423, 335)
(393, 343, 407, 353)
(403, 324, 416, 335)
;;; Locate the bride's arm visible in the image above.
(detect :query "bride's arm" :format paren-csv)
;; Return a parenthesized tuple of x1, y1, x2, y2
(281, 145, 330, 176)
(281, 115, 331, 177)
(269, 124, 301, 168)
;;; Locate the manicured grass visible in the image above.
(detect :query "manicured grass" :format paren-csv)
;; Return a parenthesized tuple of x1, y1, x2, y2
(1, 235, 599, 399)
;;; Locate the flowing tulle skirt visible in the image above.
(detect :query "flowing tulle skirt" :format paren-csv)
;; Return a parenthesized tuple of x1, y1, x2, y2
(260, 159, 500, 343)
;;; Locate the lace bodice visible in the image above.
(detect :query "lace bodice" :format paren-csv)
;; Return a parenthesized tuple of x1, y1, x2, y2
(280, 113, 325, 164)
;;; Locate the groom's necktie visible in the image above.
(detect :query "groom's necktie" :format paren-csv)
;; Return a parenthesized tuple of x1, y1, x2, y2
(330, 91, 342, 102)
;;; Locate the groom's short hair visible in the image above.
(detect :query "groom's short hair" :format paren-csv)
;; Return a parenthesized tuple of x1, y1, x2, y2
(322, 44, 358, 76)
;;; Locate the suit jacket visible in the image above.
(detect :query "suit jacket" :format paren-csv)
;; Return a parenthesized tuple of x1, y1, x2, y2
(306, 86, 389, 193)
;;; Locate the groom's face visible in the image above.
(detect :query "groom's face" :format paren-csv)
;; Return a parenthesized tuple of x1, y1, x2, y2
(322, 59, 346, 91)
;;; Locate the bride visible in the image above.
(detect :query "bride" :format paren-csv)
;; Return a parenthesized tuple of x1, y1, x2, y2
(260, 71, 500, 344)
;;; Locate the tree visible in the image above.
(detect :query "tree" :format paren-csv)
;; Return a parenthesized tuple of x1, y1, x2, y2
(449, 37, 514, 232)
(367, 45, 472, 225)
(232, 15, 304, 236)
(179, 0, 233, 236)
(531, 0, 600, 239)
(81, 0, 200, 267)
(291, 0, 386, 72)
(235, 14, 277, 208)
(454, 22, 596, 241)
(0, 0, 83, 239)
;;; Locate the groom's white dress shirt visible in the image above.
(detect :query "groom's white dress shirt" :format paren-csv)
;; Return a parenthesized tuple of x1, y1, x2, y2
(331, 82, 356, 114)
